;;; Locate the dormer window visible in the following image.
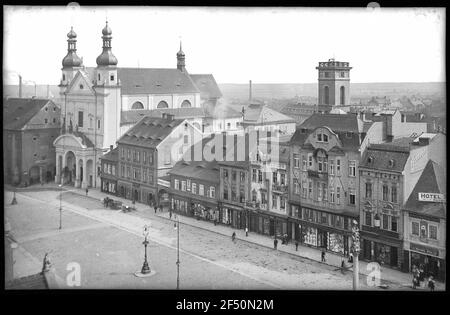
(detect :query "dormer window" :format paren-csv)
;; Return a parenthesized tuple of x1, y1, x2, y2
(79, 84, 84, 89)
(368, 156, 374, 164)
(388, 159, 395, 168)
(317, 134, 322, 142)
(323, 134, 328, 142)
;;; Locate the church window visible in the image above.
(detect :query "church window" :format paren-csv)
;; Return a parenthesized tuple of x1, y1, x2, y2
(157, 101, 169, 109)
(78, 111, 84, 127)
(131, 101, 144, 109)
(181, 100, 191, 108)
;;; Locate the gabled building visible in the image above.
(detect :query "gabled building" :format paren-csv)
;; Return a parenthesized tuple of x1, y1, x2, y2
(288, 113, 383, 256)
(242, 103, 296, 135)
(3, 98, 61, 185)
(99, 145, 118, 195)
(359, 133, 446, 269)
(115, 114, 202, 206)
(402, 160, 446, 280)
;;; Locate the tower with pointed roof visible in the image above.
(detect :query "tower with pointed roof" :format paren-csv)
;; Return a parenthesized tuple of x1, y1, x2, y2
(60, 27, 83, 93)
(177, 42, 186, 73)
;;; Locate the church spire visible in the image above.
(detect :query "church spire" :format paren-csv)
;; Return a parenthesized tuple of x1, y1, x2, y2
(62, 26, 83, 68)
(177, 41, 186, 72)
(96, 20, 118, 67)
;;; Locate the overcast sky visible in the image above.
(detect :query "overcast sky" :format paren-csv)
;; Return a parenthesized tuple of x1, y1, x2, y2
(3, 6, 445, 85)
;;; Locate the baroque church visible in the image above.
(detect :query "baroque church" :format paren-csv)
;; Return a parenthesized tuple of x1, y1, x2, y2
(53, 22, 223, 189)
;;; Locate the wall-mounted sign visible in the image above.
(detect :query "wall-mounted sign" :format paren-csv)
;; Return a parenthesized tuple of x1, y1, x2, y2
(410, 243, 439, 257)
(418, 192, 445, 203)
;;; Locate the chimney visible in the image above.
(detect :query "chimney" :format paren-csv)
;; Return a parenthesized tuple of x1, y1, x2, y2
(19, 75, 22, 98)
(249, 80, 252, 102)
(110, 145, 113, 151)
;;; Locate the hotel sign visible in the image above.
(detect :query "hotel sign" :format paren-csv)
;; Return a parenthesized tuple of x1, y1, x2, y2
(418, 193, 445, 203)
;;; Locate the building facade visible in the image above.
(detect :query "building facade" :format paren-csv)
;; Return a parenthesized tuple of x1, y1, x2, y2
(3, 98, 61, 186)
(99, 146, 118, 196)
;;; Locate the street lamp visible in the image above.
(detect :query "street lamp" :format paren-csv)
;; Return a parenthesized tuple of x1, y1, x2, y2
(351, 219, 360, 290)
(174, 215, 180, 290)
(59, 184, 63, 230)
(140, 225, 151, 275)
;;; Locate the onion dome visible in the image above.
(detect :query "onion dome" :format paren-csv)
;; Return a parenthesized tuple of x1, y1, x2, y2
(62, 27, 83, 68)
(177, 42, 185, 56)
(96, 21, 118, 67)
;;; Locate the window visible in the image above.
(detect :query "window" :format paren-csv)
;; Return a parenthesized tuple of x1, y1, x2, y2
(227, 122, 231, 129)
(149, 152, 153, 165)
(336, 159, 341, 175)
(382, 214, 389, 230)
(365, 211, 372, 226)
(391, 216, 398, 232)
(186, 179, 191, 190)
(308, 181, 313, 199)
(53, 118, 56, 123)
(429, 225, 437, 240)
(365, 182, 372, 199)
(294, 179, 300, 194)
(382, 185, 389, 201)
(323, 134, 328, 142)
(340, 86, 345, 105)
(79, 84, 84, 89)
(181, 181, 186, 191)
(272, 172, 278, 184)
(391, 186, 397, 203)
(261, 193, 266, 205)
(103, 163, 108, 173)
(348, 161, 356, 177)
(252, 169, 257, 182)
(110, 75, 114, 81)
(318, 157, 323, 172)
(308, 154, 313, 167)
(321, 212, 328, 224)
(318, 183, 322, 201)
(223, 189, 229, 200)
(336, 187, 341, 205)
(143, 169, 147, 183)
(192, 183, 197, 194)
(98, 119, 101, 129)
(293, 154, 300, 168)
(137, 151, 140, 163)
(280, 196, 285, 209)
(349, 190, 355, 205)
(44, 118, 48, 124)
(411, 222, 419, 235)
(317, 134, 322, 142)
(232, 170, 237, 181)
(223, 169, 228, 179)
(330, 190, 335, 203)
(240, 171, 245, 182)
(199, 185, 204, 196)
(330, 160, 334, 175)
(183, 135, 189, 144)
(174, 179, 179, 190)
(322, 183, 328, 201)
(231, 190, 237, 201)
(280, 173, 285, 185)
(258, 170, 263, 183)
(78, 112, 83, 127)
(126, 166, 131, 178)
(302, 156, 307, 170)
(63, 74, 66, 81)
(210, 187, 215, 198)
(272, 195, 277, 208)
(133, 168, 138, 180)
(121, 165, 125, 177)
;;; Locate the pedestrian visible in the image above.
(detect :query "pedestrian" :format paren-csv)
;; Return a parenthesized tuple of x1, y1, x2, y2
(245, 227, 249, 237)
(428, 276, 435, 292)
(169, 210, 172, 219)
(348, 253, 353, 263)
(85, 188, 88, 196)
(321, 249, 326, 262)
(154, 206, 157, 214)
(341, 259, 346, 274)
(295, 240, 299, 251)
(232, 232, 236, 243)
(274, 238, 278, 250)
(214, 219, 217, 226)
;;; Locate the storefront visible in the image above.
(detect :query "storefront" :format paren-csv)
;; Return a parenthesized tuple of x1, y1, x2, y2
(246, 209, 288, 237)
(407, 243, 445, 281)
(171, 195, 190, 216)
(361, 236, 402, 269)
(101, 177, 117, 195)
(298, 222, 349, 255)
(220, 203, 245, 229)
(192, 201, 219, 222)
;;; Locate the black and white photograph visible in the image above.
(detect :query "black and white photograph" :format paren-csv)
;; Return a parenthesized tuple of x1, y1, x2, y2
(3, 3, 446, 299)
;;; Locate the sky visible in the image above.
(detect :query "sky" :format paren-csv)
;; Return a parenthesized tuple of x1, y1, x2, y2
(3, 5, 445, 85)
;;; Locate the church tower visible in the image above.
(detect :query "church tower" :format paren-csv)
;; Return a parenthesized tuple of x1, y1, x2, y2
(59, 27, 83, 94)
(177, 42, 186, 72)
(94, 21, 121, 150)
(316, 59, 352, 113)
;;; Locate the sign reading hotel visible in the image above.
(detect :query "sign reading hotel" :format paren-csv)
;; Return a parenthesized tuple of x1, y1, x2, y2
(418, 192, 445, 202)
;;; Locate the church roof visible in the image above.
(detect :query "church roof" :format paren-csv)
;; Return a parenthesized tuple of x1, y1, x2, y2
(117, 68, 200, 95)
(117, 116, 184, 148)
(121, 108, 206, 125)
(189, 74, 223, 99)
(3, 98, 55, 130)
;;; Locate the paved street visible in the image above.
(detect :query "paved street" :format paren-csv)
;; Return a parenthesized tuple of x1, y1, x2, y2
(4, 186, 441, 290)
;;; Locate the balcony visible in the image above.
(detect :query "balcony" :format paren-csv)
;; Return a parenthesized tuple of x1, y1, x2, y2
(246, 201, 260, 209)
(272, 183, 288, 194)
(307, 170, 328, 181)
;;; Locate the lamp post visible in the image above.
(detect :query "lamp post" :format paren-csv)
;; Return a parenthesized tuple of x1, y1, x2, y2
(59, 184, 63, 229)
(351, 219, 360, 290)
(141, 225, 151, 274)
(174, 214, 180, 289)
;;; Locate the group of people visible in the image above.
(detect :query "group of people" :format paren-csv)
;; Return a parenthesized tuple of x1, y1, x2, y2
(412, 264, 435, 291)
